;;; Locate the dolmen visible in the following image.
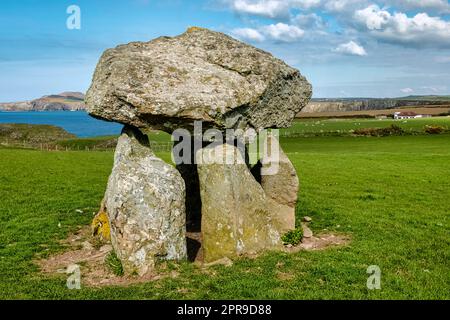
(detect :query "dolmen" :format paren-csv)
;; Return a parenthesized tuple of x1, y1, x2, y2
(86, 27, 312, 276)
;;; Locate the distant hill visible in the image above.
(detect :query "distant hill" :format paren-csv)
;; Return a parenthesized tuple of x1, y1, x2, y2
(303, 95, 450, 113)
(0, 92, 86, 111)
(0, 123, 76, 146)
(398, 95, 450, 101)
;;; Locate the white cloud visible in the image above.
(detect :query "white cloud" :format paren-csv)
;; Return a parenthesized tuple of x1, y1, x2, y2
(324, 0, 369, 13)
(354, 5, 391, 30)
(292, 13, 326, 29)
(354, 5, 450, 47)
(229, 0, 290, 18)
(225, 0, 323, 19)
(401, 87, 414, 93)
(231, 23, 305, 43)
(223, 0, 450, 50)
(226, 0, 369, 16)
(389, 0, 450, 13)
(232, 28, 266, 42)
(290, 0, 322, 9)
(262, 23, 305, 42)
(334, 41, 367, 56)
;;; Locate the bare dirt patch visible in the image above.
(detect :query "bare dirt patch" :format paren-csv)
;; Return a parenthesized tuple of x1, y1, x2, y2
(36, 226, 179, 288)
(276, 271, 296, 281)
(285, 232, 351, 253)
(37, 227, 350, 288)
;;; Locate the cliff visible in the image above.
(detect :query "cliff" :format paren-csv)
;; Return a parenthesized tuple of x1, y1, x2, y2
(302, 97, 450, 113)
(0, 92, 86, 111)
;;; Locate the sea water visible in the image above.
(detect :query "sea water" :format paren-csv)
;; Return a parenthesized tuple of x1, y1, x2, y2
(0, 111, 123, 138)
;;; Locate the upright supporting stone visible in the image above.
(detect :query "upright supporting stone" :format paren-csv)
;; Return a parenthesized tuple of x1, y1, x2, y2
(197, 143, 282, 263)
(259, 133, 299, 232)
(104, 126, 187, 276)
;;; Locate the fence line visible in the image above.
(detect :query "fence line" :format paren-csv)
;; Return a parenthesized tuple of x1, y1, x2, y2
(1, 141, 175, 152)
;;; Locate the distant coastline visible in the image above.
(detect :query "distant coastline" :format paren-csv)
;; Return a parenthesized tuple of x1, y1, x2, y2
(2, 92, 450, 115)
(303, 96, 450, 114)
(0, 92, 86, 112)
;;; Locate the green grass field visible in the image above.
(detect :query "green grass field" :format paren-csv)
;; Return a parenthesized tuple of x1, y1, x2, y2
(0, 118, 449, 299)
(286, 116, 450, 135)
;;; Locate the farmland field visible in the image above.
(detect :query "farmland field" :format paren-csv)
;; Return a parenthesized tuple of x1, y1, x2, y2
(0, 118, 449, 299)
(297, 106, 450, 119)
(287, 116, 450, 135)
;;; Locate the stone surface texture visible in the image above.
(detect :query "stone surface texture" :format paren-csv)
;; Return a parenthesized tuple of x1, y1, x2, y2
(260, 133, 299, 232)
(86, 28, 312, 132)
(196, 143, 283, 262)
(104, 126, 187, 275)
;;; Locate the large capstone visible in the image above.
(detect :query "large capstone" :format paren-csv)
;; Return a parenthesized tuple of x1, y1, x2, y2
(86, 27, 312, 133)
(104, 126, 187, 275)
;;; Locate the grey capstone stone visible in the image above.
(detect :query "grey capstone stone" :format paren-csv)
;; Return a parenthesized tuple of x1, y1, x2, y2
(86, 27, 312, 133)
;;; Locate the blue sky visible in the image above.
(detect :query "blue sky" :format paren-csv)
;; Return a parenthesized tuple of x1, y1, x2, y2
(1, 0, 449, 101)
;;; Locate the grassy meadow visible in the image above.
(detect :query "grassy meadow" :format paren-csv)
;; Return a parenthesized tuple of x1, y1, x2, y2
(287, 116, 450, 135)
(0, 117, 449, 299)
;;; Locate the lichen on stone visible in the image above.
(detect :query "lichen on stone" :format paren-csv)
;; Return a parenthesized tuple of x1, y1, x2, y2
(92, 209, 111, 242)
